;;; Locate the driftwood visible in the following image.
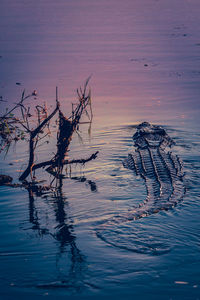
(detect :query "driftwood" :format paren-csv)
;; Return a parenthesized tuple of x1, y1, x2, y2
(0, 78, 98, 187)
(19, 102, 60, 181)
(0, 175, 13, 185)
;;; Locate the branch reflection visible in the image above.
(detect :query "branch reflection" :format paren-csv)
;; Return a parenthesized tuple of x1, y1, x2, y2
(26, 176, 97, 289)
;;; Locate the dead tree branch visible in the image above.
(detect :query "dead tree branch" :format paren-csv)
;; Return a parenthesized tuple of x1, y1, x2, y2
(19, 102, 59, 181)
(1, 79, 98, 186)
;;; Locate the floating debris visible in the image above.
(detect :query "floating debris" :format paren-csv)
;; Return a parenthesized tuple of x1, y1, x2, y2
(32, 90, 37, 96)
(0, 174, 13, 185)
(175, 281, 189, 285)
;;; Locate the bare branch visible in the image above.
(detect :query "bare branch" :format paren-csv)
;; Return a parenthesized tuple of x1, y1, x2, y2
(1, 79, 97, 185)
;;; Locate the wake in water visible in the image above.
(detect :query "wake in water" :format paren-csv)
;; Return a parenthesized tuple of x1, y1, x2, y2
(96, 122, 186, 253)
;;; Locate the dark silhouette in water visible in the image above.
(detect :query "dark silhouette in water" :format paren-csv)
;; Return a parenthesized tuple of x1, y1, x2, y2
(26, 175, 97, 290)
(27, 185, 84, 272)
(96, 123, 185, 246)
(70, 176, 97, 192)
(123, 122, 185, 219)
(0, 78, 98, 186)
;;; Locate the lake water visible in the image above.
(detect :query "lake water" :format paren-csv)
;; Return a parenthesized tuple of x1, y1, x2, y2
(0, 0, 200, 299)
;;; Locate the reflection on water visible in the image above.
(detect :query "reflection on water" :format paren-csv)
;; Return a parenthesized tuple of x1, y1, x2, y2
(0, 122, 200, 299)
(1, 0, 200, 298)
(70, 176, 97, 193)
(1, 0, 200, 125)
(26, 178, 97, 291)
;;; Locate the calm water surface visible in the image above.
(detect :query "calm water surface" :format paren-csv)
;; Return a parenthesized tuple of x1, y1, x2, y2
(0, 0, 200, 299)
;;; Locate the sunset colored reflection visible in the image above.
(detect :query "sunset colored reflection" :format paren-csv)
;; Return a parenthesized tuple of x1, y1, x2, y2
(1, 0, 200, 299)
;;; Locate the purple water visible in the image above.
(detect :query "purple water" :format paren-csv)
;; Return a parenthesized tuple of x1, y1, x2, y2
(0, 1, 200, 299)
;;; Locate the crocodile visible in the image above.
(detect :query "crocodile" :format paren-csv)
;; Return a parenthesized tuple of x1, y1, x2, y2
(121, 122, 185, 220)
(96, 122, 185, 251)
(97, 122, 185, 230)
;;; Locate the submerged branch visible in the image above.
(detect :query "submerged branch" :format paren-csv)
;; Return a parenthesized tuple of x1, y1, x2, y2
(29, 151, 99, 174)
(66, 151, 99, 165)
(1, 79, 97, 185)
(19, 103, 59, 181)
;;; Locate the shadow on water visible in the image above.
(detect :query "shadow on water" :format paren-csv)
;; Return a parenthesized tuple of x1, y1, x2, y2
(26, 176, 97, 291)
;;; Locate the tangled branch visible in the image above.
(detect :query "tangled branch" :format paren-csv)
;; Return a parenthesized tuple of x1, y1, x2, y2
(0, 78, 98, 186)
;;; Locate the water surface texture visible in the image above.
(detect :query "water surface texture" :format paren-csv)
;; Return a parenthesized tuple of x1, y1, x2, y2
(0, 0, 200, 299)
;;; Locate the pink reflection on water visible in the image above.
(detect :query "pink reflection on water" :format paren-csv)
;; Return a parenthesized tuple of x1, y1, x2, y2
(0, 0, 200, 127)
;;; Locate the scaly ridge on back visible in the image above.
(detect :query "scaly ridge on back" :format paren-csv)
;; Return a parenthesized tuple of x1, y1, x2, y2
(123, 122, 185, 217)
(96, 123, 185, 248)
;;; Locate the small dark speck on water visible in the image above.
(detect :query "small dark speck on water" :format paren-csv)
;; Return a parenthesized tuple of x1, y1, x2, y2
(144, 64, 148, 67)
(16, 82, 21, 86)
